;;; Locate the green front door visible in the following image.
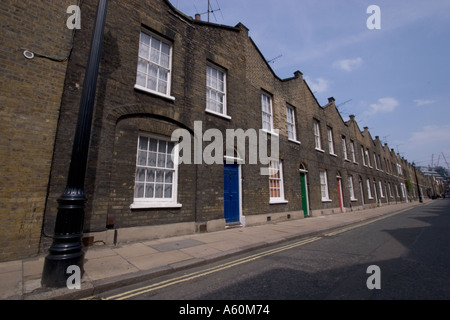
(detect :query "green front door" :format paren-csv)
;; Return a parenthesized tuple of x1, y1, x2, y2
(300, 172, 309, 217)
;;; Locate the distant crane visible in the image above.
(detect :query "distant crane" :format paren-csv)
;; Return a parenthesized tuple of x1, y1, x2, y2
(442, 152, 450, 170)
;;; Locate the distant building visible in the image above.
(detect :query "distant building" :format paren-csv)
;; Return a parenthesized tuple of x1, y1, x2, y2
(0, 0, 433, 262)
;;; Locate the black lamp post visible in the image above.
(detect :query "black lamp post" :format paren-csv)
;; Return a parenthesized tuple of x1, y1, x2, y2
(41, 0, 108, 288)
(412, 162, 423, 203)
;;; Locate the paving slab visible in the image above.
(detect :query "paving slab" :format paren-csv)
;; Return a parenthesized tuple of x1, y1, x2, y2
(113, 242, 159, 258)
(126, 250, 194, 270)
(149, 239, 205, 252)
(84, 255, 139, 281)
(0, 270, 22, 299)
(179, 244, 223, 258)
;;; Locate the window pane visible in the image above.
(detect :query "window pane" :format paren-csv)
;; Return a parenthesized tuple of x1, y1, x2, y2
(139, 136, 148, 150)
(155, 184, 163, 198)
(151, 37, 161, 50)
(147, 75, 157, 91)
(136, 168, 146, 182)
(158, 141, 167, 153)
(159, 69, 168, 81)
(145, 183, 154, 198)
(148, 152, 157, 167)
(166, 153, 174, 169)
(135, 183, 145, 198)
(137, 151, 147, 166)
(150, 47, 160, 64)
(140, 33, 151, 45)
(158, 80, 167, 94)
(138, 58, 147, 73)
(160, 53, 170, 69)
(161, 42, 170, 55)
(164, 184, 172, 198)
(147, 169, 156, 182)
(155, 170, 164, 183)
(148, 64, 158, 77)
(136, 72, 146, 87)
(139, 44, 149, 59)
(157, 153, 166, 168)
(167, 142, 174, 155)
(149, 139, 158, 152)
(165, 171, 173, 183)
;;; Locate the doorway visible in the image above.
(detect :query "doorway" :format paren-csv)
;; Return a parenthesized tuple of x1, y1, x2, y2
(224, 164, 240, 224)
(299, 164, 309, 217)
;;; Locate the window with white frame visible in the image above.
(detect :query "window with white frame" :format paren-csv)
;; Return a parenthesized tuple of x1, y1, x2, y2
(136, 31, 172, 97)
(361, 147, 366, 166)
(396, 163, 402, 175)
(365, 149, 371, 167)
(379, 181, 384, 197)
(350, 140, 356, 162)
(320, 170, 330, 201)
(206, 65, 227, 116)
(261, 93, 274, 132)
(348, 175, 356, 200)
(400, 182, 406, 198)
(133, 135, 179, 208)
(327, 127, 335, 155)
(366, 178, 373, 198)
(286, 105, 297, 141)
(314, 120, 322, 150)
(342, 136, 348, 160)
(269, 160, 286, 203)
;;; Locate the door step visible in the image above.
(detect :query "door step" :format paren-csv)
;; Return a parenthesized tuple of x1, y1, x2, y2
(225, 222, 243, 229)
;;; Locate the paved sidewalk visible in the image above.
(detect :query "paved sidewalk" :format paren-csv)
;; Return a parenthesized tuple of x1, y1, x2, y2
(0, 200, 433, 300)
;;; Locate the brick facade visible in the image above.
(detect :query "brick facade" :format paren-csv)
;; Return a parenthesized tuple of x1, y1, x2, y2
(1, 0, 434, 261)
(0, 0, 74, 261)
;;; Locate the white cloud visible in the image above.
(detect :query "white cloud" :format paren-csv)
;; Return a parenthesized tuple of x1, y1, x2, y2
(414, 99, 436, 107)
(304, 76, 329, 94)
(333, 57, 363, 72)
(403, 125, 450, 163)
(409, 125, 450, 145)
(367, 97, 399, 115)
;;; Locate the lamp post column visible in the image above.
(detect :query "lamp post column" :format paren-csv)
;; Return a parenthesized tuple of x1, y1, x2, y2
(41, 0, 108, 288)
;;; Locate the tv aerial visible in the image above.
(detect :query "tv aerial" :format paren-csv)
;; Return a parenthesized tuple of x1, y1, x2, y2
(195, 0, 223, 22)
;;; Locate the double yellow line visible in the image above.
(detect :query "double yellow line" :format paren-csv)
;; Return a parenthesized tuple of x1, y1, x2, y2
(324, 209, 408, 237)
(103, 236, 321, 300)
(93, 208, 409, 300)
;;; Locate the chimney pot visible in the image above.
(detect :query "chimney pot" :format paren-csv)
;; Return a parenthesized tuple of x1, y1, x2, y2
(195, 13, 201, 21)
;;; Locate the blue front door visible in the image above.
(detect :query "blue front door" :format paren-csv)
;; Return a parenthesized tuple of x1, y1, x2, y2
(224, 164, 240, 223)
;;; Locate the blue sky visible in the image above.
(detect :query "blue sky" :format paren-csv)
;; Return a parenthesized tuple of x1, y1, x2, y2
(169, 0, 450, 168)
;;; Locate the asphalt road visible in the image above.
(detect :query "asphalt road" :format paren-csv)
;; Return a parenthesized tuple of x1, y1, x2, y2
(98, 199, 450, 301)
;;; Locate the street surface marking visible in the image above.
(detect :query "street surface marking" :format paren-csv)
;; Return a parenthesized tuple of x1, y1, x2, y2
(89, 207, 416, 300)
(324, 208, 410, 237)
(104, 236, 322, 300)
